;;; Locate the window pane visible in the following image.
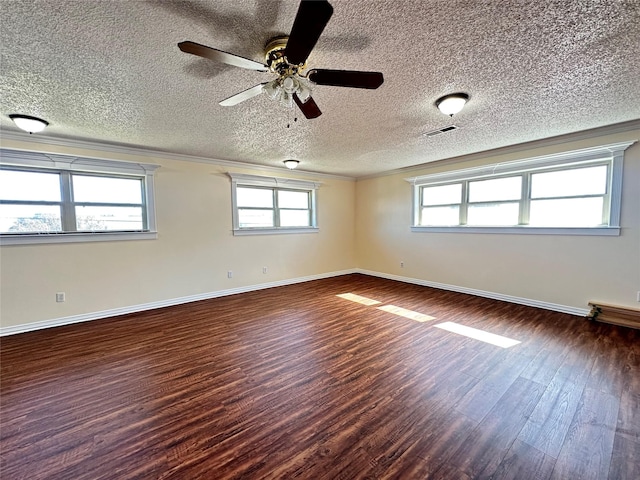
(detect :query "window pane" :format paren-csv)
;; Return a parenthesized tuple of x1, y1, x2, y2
(0, 170, 61, 201)
(0, 205, 62, 232)
(420, 206, 460, 225)
(469, 176, 522, 202)
(422, 184, 462, 206)
(238, 208, 274, 227)
(280, 209, 310, 227)
(467, 202, 520, 226)
(278, 190, 309, 209)
(73, 175, 143, 204)
(531, 166, 607, 198)
(529, 198, 604, 226)
(237, 187, 273, 208)
(75, 206, 143, 231)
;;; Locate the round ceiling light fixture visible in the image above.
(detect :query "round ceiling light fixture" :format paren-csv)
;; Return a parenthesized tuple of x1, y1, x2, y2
(435, 93, 469, 117)
(9, 114, 49, 133)
(283, 159, 300, 169)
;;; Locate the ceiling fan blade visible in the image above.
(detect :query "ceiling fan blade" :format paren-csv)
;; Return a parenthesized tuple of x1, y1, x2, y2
(219, 83, 267, 106)
(308, 69, 384, 89)
(294, 94, 322, 119)
(178, 41, 268, 72)
(285, 0, 333, 66)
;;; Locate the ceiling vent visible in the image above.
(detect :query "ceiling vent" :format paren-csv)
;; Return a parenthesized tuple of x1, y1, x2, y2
(423, 124, 459, 137)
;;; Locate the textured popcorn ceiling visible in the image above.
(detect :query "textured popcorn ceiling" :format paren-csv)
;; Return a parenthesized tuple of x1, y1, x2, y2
(1, 0, 639, 177)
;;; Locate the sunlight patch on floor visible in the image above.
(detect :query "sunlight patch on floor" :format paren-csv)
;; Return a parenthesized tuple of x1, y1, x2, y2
(377, 305, 436, 322)
(434, 322, 521, 348)
(336, 293, 382, 306)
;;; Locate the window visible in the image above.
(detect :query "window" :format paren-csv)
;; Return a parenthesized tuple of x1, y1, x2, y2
(229, 173, 320, 235)
(467, 176, 522, 226)
(0, 149, 158, 245)
(420, 183, 461, 226)
(529, 165, 607, 227)
(407, 141, 634, 235)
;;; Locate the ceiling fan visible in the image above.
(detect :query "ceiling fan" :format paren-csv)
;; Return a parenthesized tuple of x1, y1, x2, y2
(178, 0, 384, 119)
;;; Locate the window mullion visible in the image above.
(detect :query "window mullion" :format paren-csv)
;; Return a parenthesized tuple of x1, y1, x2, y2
(60, 172, 76, 232)
(460, 181, 469, 225)
(416, 187, 422, 225)
(140, 180, 149, 231)
(520, 173, 531, 225)
(273, 188, 279, 227)
(310, 190, 317, 228)
(601, 162, 612, 225)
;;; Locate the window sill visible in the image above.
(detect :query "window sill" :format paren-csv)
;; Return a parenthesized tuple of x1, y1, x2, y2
(233, 227, 319, 236)
(410, 226, 620, 236)
(0, 231, 158, 245)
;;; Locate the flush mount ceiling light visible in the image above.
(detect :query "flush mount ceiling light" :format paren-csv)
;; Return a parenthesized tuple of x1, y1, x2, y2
(435, 93, 469, 117)
(283, 159, 300, 169)
(9, 114, 49, 133)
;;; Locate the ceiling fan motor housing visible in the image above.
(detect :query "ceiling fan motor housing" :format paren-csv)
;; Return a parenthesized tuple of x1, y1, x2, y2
(265, 36, 306, 76)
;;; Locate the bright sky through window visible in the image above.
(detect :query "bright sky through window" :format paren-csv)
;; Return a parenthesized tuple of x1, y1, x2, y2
(409, 142, 632, 233)
(0, 169, 146, 233)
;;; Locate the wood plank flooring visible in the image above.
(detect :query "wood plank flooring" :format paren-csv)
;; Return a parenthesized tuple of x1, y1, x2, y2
(1, 274, 639, 479)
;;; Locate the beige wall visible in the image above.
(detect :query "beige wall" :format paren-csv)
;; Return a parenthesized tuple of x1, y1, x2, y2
(355, 129, 640, 311)
(0, 140, 356, 329)
(2, 126, 638, 332)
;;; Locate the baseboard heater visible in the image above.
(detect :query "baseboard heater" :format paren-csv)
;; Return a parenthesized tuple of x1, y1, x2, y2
(587, 301, 640, 330)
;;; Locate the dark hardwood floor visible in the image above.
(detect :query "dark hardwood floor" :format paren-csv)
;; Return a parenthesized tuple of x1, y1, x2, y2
(1, 274, 638, 479)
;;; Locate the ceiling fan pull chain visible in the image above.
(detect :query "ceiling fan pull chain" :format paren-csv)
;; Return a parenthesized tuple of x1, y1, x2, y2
(286, 104, 299, 129)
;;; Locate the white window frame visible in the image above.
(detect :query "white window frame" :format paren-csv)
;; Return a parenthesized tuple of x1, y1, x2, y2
(406, 141, 635, 236)
(0, 149, 159, 245)
(228, 173, 320, 236)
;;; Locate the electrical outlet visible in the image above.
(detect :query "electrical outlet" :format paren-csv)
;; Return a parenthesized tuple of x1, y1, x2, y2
(227, 271, 233, 279)
(400, 261, 404, 268)
(263, 267, 268, 274)
(56, 292, 65, 303)
(637, 291, 640, 302)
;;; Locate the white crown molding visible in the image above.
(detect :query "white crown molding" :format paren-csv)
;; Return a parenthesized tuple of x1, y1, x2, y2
(356, 269, 590, 317)
(0, 131, 355, 182)
(3, 120, 637, 183)
(0, 147, 160, 173)
(0, 269, 358, 336)
(228, 172, 322, 189)
(404, 140, 636, 185)
(358, 119, 640, 180)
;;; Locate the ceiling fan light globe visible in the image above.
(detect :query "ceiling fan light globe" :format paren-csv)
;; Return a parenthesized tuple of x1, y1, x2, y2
(297, 91, 311, 103)
(296, 76, 314, 103)
(297, 87, 311, 103)
(282, 76, 297, 94)
(281, 91, 294, 108)
(298, 76, 314, 89)
(263, 79, 281, 99)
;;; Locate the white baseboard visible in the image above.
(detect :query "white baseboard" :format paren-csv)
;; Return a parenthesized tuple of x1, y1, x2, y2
(356, 269, 590, 317)
(1, 268, 589, 336)
(0, 269, 357, 336)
